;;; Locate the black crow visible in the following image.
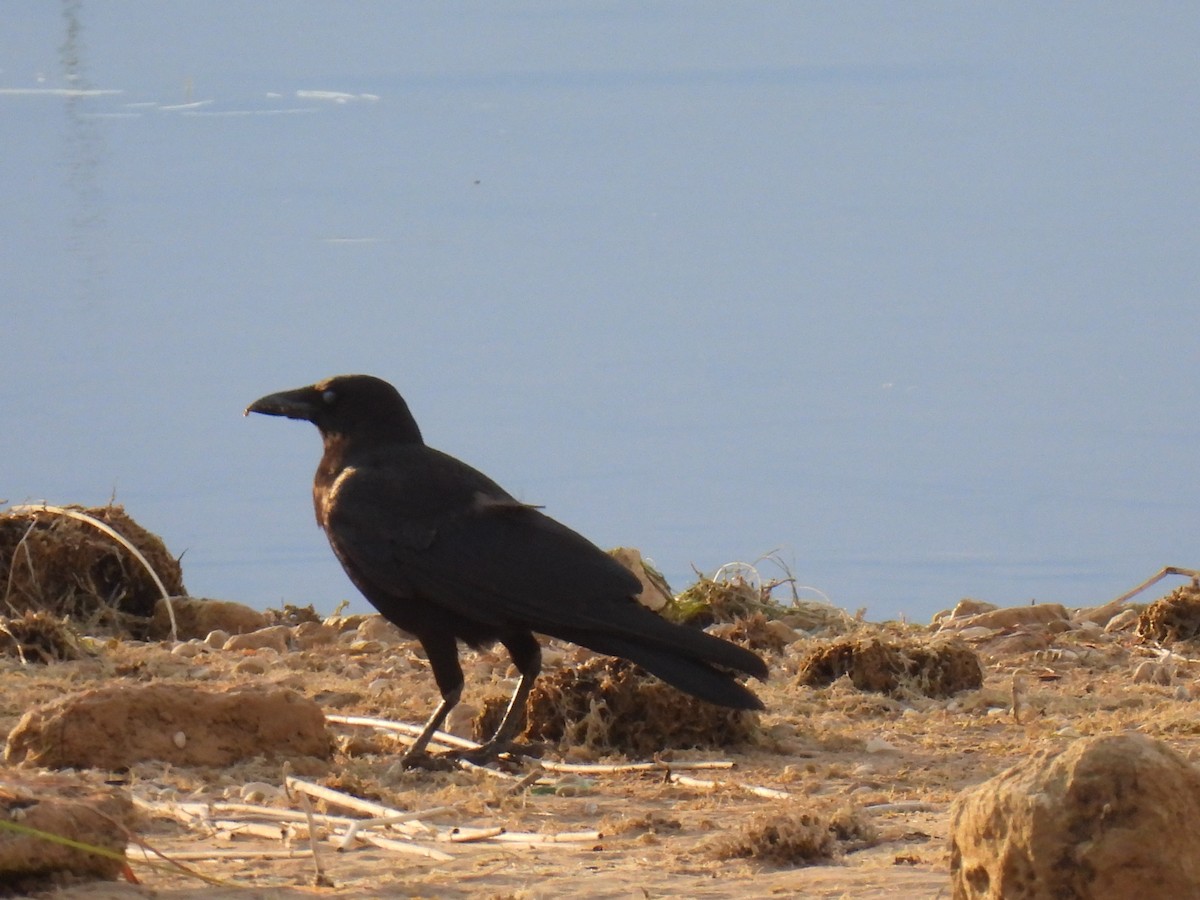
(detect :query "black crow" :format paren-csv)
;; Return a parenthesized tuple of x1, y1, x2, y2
(246, 374, 767, 764)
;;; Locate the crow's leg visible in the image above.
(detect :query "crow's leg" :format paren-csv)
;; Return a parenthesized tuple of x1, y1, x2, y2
(462, 632, 541, 764)
(400, 632, 464, 767)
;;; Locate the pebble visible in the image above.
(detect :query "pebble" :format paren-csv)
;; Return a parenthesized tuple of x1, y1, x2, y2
(223, 625, 290, 653)
(170, 641, 207, 658)
(204, 630, 231, 649)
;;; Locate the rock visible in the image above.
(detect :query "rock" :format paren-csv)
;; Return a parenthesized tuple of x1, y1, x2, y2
(935, 599, 999, 624)
(1132, 660, 1172, 685)
(950, 732, 1200, 899)
(975, 629, 1052, 659)
(355, 615, 404, 642)
(0, 769, 136, 889)
(1105, 608, 1140, 632)
(293, 620, 339, 648)
(609, 547, 673, 611)
(204, 629, 230, 648)
(149, 597, 268, 640)
(4, 683, 332, 769)
(223, 624, 291, 653)
(325, 613, 374, 633)
(939, 603, 1068, 633)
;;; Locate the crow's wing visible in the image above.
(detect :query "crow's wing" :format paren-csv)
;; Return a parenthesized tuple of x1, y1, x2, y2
(324, 446, 765, 681)
(324, 448, 643, 634)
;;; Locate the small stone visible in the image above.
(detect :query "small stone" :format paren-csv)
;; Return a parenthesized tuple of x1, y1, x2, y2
(1133, 660, 1172, 685)
(1105, 609, 1140, 632)
(293, 621, 338, 649)
(223, 625, 291, 653)
(355, 615, 404, 643)
(172, 731, 186, 749)
(205, 629, 231, 649)
(233, 657, 269, 675)
(241, 782, 285, 802)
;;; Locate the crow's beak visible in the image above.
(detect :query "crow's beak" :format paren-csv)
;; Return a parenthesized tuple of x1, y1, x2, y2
(244, 385, 321, 421)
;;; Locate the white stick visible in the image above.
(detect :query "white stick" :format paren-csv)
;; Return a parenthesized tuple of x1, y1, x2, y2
(360, 833, 455, 862)
(669, 773, 791, 800)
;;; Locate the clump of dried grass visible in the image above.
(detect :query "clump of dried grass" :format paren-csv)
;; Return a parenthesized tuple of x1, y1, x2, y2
(797, 636, 983, 699)
(0, 504, 183, 636)
(475, 657, 759, 756)
(665, 560, 856, 638)
(707, 805, 876, 866)
(1137, 582, 1200, 643)
(0, 611, 89, 664)
(664, 564, 793, 628)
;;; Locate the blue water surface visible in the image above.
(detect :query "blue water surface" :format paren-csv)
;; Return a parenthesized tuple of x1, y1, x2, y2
(3, 3, 1198, 621)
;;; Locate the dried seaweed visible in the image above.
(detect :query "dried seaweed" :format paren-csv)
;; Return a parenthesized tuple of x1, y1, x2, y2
(797, 636, 983, 698)
(475, 657, 759, 756)
(0, 504, 184, 636)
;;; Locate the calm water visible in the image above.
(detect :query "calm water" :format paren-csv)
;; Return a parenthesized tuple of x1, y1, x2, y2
(4, 3, 1199, 622)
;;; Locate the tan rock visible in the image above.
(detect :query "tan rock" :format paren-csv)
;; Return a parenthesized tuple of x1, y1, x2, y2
(950, 732, 1200, 899)
(4, 683, 332, 769)
(149, 597, 268, 640)
(355, 614, 405, 642)
(1104, 608, 1141, 632)
(293, 620, 339, 648)
(975, 629, 1052, 659)
(939, 603, 1068, 633)
(609, 547, 673, 611)
(223, 624, 291, 652)
(938, 599, 999, 623)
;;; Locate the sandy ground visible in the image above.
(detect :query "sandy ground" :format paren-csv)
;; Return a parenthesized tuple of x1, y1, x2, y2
(3, 609, 1196, 899)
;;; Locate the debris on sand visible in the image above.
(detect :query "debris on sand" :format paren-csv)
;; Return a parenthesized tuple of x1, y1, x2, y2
(0, 769, 135, 892)
(665, 569, 790, 627)
(708, 611, 800, 654)
(797, 636, 983, 699)
(5, 683, 332, 769)
(1137, 581, 1200, 644)
(664, 563, 855, 641)
(475, 657, 759, 756)
(0, 504, 184, 636)
(0, 611, 89, 664)
(951, 733, 1200, 899)
(707, 804, 877, 866)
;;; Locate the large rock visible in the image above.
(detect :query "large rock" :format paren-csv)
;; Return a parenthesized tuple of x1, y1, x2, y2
(5, 683, 332, 769)
(950, 732, 1200, 899)
(149, 596, 268, 640)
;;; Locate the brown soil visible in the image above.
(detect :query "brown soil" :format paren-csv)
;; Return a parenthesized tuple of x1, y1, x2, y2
(1, 605, 1197, 898)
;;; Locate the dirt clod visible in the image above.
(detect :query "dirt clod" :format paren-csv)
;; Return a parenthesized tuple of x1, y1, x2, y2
(5, 682, 332, 769)
(797, 636, 983, 698)
(950, 733, 1200, 899)
(0, 769, 135, 892)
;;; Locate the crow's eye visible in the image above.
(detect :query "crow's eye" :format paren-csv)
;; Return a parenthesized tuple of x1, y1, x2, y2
(322, 390, 337, 405)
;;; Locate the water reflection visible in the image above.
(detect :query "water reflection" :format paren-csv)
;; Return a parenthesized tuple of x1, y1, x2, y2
(58, 0, 108, 302)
